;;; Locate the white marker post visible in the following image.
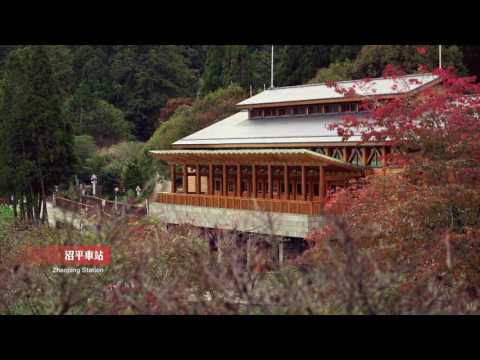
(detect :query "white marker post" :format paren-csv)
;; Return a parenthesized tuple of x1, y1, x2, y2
(91, 174, 98, 197)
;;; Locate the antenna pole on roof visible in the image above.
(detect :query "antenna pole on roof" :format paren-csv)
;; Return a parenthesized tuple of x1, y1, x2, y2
(439, 45, 442, 69)
(270, 45, 274, 89)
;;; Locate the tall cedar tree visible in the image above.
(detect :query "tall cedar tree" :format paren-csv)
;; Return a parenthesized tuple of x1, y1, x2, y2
(110, 45, 196, 141)
(0, 46, 76, 223)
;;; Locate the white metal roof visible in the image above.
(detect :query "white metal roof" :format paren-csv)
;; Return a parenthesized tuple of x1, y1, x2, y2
(237, 73, 439, 107)
(173, 110, 366, 147)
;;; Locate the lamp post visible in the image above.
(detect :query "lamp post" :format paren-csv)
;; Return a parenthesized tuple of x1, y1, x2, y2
(91, 174, 98, 197)
(114, 187, 119, 211)
(53, 185, 58, 206)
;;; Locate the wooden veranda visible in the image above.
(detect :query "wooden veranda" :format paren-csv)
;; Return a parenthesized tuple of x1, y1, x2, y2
(150, 149, 365, 216)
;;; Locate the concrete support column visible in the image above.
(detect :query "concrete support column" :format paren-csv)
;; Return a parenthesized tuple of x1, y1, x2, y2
(278, 241, 284, 267)
(246, 236, 252, 269)
(217, 234, 223, 264)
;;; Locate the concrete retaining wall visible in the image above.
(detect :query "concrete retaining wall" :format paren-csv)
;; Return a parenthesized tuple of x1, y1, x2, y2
(149, 202, 325, 238)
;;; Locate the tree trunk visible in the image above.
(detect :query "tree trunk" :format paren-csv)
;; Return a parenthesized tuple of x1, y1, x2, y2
(19, 193, 25, 222)
(40, 178, 48, 225)
(29, 185, 37, 225)
(10, 193, 18, 219)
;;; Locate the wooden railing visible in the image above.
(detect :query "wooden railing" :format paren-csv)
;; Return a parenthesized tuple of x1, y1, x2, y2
(55, 197, 97, 215)
(156, 193, 324, 216)
(55, 196, 148, 218)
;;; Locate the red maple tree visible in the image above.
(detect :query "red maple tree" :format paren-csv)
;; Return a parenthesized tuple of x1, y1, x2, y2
(304, 63, 480, 293)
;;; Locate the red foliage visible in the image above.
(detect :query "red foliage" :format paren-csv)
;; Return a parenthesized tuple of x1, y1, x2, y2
(303, 64, 480, 290)
(416, 47, 427, 55)
(158, 97, 193, 123)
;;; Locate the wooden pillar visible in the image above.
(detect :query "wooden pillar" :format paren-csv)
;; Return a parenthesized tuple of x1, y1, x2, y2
(319, 166, 326, 202)
(236, 164, 241, 197)
(284, 165, 288, 200)
(301, 165, 306, 201)
(222, 164, 227, 196)
(170, 164, 176, 193)
(182, 165, 188, 193)
(196, 164, 201, 194)
(342, 147, 348, 161)
(267, 164, 272, 199)
(252, 164, 256, 198)
(208, 164, 213, 195)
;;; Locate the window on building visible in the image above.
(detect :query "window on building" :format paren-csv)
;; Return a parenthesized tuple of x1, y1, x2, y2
(257, 181, 263, 193)
(250, 109, 263, 118)
(293, 106, 307, 115)
(308, 104, 321, 114)
(215, 180, 221, 192)
(263, 108, 273, 117)
(341, 102, 358, 112)
(273, 182, 279, 193)
(241, 181, 249, 193)
(176, 177, 183, 191)
(296, 183, 302, 195)
(325, 104, 340, 113)
(278, 108, 290, 116)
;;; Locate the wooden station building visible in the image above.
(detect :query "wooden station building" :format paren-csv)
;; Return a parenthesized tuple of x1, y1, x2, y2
(150, 73, 441, 238)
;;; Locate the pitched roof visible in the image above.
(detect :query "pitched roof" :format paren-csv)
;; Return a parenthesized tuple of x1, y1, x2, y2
(237, 73, 439, 107)
(173, 110, 366, 147)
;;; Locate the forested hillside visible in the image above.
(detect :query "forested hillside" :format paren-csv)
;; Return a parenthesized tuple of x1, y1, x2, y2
(0, 45, 476, 144)
(1, 45, 479, 198)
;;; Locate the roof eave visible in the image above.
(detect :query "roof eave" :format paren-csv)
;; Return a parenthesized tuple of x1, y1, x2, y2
(236, 76, 443, 109)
